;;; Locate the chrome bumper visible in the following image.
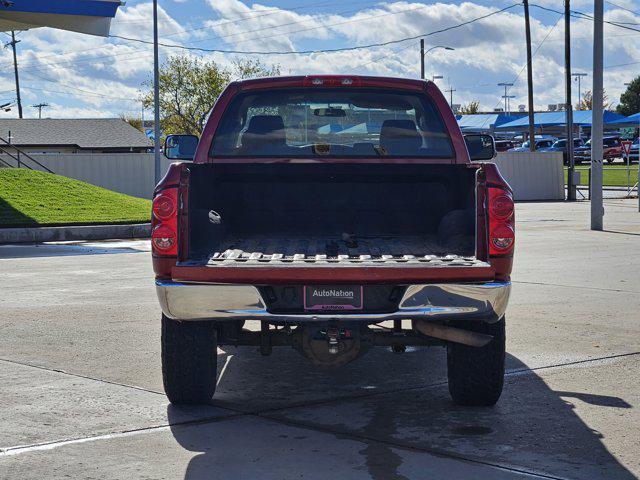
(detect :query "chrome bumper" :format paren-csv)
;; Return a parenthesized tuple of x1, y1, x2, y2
(156, 281, 510, 323)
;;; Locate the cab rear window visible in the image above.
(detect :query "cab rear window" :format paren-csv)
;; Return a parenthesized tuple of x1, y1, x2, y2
(210, 88, 453, 158)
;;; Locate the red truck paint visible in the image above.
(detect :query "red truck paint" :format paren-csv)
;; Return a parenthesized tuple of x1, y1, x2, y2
(152, 75, 514, 282)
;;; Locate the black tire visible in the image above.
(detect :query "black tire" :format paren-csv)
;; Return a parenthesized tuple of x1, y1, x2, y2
(447, 317, 505, 407)
(161, 314, 218, 405)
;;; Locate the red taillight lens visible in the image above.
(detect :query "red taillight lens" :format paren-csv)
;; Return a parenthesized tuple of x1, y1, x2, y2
(153, 194, 175, 220)
(152, 188, 178, 257)
(488, 187, 515, 256)
(152, 225, 177, 253)
(490, 225, 515, 252)
(490, 194, 514, 220)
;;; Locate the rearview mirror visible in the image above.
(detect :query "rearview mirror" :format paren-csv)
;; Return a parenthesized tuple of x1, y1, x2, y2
(164, 134, 199, 160)
(464, 134, 496, 161)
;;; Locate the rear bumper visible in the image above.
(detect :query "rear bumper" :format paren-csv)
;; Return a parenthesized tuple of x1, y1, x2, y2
(156, 280, 510, 323)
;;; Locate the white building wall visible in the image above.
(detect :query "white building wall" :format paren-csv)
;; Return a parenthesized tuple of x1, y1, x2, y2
(0, 153, 175, 199)
(491, 151, 565, 201)
(2, 151, 566, 201)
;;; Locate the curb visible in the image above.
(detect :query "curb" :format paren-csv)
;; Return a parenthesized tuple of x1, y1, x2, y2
(0, 223, 151, 244)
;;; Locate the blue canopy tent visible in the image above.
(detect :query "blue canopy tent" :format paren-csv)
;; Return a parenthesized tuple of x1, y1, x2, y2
(494, 110, 627, 131)
(607, 112, 640, 127)
(0, 0, 122, 36)
(456, 113, 525, 134)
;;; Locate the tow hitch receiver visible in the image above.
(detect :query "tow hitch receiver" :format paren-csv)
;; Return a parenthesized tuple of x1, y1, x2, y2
(297, 324, 367, 367)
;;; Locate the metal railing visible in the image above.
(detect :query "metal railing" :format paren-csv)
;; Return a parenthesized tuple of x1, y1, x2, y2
(0, 137, 54, 173)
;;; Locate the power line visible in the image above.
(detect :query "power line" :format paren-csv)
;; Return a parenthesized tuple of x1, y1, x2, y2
(530, 3, 640, 34)
(0, 0, 380, 71)
(605, 0, 640, 16)
(109, 3, 521, 55)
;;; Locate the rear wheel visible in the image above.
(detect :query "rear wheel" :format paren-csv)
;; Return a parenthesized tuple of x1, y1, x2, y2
(447, 317, 505, 406)
(161, 314, 218, 405)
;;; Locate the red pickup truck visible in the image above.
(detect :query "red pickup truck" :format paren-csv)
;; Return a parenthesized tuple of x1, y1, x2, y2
(153, 75, 514, 407)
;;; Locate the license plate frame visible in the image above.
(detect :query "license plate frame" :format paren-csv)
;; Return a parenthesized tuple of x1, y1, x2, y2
(303, 285, 363, 311)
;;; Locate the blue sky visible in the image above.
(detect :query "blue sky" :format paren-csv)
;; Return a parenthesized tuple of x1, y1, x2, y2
(0, 0, 638, 119)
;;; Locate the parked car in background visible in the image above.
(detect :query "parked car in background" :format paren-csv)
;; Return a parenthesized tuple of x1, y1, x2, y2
(495, 139, 517, 152)
(538, 138, 585, 164)
(508, 138, 555, 152)
(574, 136, 622, 164)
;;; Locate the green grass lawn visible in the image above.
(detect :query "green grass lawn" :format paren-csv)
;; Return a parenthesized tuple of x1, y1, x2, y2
(564, 165, 639, 187)
(0, 169, 151, 227)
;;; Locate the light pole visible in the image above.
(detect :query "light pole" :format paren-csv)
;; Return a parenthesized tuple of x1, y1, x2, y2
(572, 72, 588, 108)
(498, 82, 514, 113)
(419, 42, 455, 80)
(432, 75, 443, 82)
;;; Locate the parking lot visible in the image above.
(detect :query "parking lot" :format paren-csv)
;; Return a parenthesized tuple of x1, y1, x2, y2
(1, 199, 639, 479)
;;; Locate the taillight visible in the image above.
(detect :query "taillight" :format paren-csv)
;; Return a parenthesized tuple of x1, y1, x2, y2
(152, 194, 176, 220)
(152, 187, 178, 256)
(488, 187, 515, 256)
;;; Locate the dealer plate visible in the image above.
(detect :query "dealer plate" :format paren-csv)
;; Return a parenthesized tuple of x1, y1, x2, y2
(303, 285, 363, 311)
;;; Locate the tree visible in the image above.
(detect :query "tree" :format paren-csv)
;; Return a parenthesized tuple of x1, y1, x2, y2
(576, 89, 612, 111)
(142, 55, 280, 136)
(459, 100, 480, 114)
(119, 114, 143, 132)
(233, 58, 281, 80)
(616, 77, 640, 116)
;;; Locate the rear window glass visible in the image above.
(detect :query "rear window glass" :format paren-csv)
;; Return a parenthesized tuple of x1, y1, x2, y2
(210, 88, 453, 158)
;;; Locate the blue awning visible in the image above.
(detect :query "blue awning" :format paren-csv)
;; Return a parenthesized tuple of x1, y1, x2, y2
(0, 0, 121, 36)
(608, 112, 640, 126)
(457, 113, 526, 131)
(494, 110, 627, 130)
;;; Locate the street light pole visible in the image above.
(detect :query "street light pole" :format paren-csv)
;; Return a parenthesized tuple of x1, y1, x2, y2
(153, 0, 162, 185)
(572, 72, 588, 108)
(420, 39, 425, 80)
(419, 44, 455, 81)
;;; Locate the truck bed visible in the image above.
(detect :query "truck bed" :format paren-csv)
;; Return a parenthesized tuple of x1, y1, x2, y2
(206, 234, 476, 265)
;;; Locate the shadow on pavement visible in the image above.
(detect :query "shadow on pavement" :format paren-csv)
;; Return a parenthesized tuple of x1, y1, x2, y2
(168, 346, 635, 480)
(0, 240, 149, 258)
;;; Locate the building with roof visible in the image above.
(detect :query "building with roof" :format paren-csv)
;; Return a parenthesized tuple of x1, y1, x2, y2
(0, 118, 152, 154)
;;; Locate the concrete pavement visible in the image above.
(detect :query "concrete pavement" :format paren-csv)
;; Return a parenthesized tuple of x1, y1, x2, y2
(0, 199, 639, 479)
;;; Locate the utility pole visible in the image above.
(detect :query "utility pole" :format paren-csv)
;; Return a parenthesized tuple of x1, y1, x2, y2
(31, 103, 49, 119)
(565, 0, 576, 201)
(6, 31, 23, 119)
(498, 83, 513, 112)
(572, 73, 588, 108)
(445, 86, 456, 107)
(524, 0, 536, 151)
(420, 39, 425, 80)
(153, 0, 162, 184)
(591, 0, 604, 228)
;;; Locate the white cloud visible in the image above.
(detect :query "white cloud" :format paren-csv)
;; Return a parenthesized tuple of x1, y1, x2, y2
(0, 0, 638, 118)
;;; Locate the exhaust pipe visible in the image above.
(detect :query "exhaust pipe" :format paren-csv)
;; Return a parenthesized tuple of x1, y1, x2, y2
(413, 320, 493, 347)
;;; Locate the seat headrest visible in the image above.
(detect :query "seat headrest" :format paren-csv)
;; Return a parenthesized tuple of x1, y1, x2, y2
(379, 119, 422, 154)
(246, 115, 285, 135)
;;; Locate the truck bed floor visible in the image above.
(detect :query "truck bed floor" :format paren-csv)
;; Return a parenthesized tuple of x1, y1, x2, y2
(203, 235, 479, 266)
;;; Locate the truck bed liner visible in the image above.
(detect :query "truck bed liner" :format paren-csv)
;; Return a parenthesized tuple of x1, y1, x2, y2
(204, 235, 481, 267)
